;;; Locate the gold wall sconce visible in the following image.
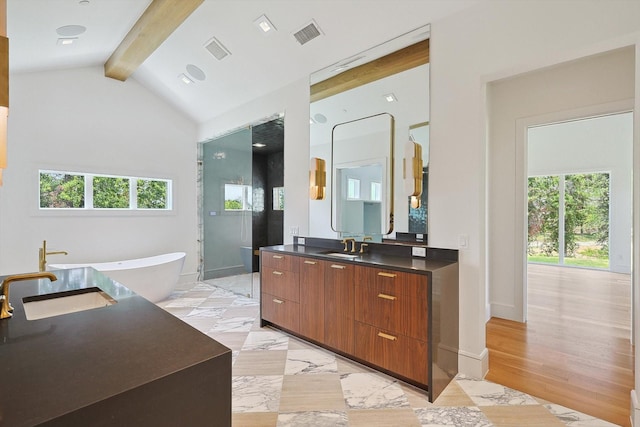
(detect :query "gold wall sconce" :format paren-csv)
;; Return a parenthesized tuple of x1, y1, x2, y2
(309, 157, 326, 200)
(403, 141, 423, 207)
(0, 0, 8, 186)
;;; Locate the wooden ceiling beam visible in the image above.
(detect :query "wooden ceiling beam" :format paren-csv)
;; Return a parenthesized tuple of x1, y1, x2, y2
(104, 0, 203, 81)
(310, 39, 429, 103)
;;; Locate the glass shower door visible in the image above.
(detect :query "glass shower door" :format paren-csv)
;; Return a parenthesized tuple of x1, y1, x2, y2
(202, 127, 255, 297)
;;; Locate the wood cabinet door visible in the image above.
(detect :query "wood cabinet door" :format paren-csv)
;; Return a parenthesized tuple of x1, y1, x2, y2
(262, 293, 300, 332)
(299, 257, 326, 342)
(324, 262, 355, 354)
(354, 322, 428, 385)
(262, 266, 300, 302)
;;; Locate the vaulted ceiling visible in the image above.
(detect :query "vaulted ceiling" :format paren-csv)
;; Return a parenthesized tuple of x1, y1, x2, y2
(7, 0, 480, 124)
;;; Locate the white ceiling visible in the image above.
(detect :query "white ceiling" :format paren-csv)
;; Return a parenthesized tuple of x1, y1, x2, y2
(7, 0, 480, 124)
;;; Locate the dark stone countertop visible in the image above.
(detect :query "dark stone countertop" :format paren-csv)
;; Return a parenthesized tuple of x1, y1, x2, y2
(0, 267, 230, 427)
(261, 242, 457, 275)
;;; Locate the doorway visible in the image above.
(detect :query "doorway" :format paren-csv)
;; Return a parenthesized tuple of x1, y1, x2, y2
(199, 116, 284, 298)
(527, 112, 633, 276)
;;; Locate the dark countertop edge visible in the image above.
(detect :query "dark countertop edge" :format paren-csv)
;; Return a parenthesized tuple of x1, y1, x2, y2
(0, 267, 231, 426)
(261, 243, 457, 274)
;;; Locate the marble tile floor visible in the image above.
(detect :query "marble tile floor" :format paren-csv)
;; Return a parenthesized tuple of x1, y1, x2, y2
(158, 282, 619, 427)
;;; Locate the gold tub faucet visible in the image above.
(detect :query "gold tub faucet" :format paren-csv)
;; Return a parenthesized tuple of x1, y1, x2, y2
(0, 272, 57, 319)
(39, 240, 68, 272)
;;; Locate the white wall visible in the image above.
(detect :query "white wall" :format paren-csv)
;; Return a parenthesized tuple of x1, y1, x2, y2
(429, 0, 640, 380)
(487, 48, 635, 321)
(0, 66, 199, 279)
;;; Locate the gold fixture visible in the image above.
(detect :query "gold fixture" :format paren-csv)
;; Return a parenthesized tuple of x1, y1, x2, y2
(359, 243, 368, 254)
(0, 0, 9, 186)
(403, 140, 423, 198)
(341, 238, 355, 252)
(309, 157, 326, 200)
(377, 331, 397, 341)
(38, 240, 68, 272)
(0, 272, 57, 319)
(377, 272, 397, 278)
(410, 195, 421, 209)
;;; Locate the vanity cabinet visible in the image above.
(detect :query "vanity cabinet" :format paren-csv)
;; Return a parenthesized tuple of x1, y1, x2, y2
(261, 252, 300, 333)
(299, 257, 326, 341)
(260, 244, 458, 402)
(324, 261, 356, 354)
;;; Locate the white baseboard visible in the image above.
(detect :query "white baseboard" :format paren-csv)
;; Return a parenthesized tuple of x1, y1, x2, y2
(490, 302, 521, 322)
(458, 347, 489, 379)
(631, 389, 639, 426)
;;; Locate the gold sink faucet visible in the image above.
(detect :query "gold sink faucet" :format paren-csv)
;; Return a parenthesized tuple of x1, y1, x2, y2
(357, 236, 373, 254)
(0, 272, 57, 319)
(39, 240, 68, 272)
(341, 238, 356, 252)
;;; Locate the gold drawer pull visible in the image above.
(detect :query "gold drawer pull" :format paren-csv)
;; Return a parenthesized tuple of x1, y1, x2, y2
(272, 271, 283, 276)
(377, 272, 397, 278)
(304, 260, 317, 265)
(377, 332, 397, 341)
(272, 255, 284, 259)
(377, 293, 397, 301)
(331, 264, 346, 269)
(273, 298, 284, 304)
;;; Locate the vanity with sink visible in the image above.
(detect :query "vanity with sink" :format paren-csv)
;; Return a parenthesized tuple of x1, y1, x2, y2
(0, 267, 231, 427)
(260, 237, 458, 402)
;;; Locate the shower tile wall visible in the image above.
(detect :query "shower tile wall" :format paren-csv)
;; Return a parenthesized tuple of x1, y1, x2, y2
(251, 150, 284, 272)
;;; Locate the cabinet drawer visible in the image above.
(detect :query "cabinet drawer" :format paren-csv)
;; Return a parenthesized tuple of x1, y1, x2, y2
(262, 251, 298, 272)
(355, 267, 427, 341)
(262, 293, 300, 333)
(356, 267, 427, 298)
(354, 322, 427, 385)
(262, 267, 300, 302)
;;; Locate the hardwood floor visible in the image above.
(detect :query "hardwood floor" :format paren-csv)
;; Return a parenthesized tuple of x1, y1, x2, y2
(486, 263, 634, 427)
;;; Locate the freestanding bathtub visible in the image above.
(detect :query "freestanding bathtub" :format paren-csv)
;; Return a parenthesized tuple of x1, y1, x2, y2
(49, 252, 186, 303)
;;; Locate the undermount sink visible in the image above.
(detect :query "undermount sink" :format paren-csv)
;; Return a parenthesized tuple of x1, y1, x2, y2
(320, 251, 359, 260)
(22, 287, 116, 320)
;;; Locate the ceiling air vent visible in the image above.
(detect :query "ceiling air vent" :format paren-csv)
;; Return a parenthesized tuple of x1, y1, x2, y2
(204, 37, 231, 61)
(293, 20, 323, 45)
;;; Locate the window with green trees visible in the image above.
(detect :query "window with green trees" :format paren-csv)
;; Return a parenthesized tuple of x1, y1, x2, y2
(39, 170, 171, 210)
(528, 172, 609, 269)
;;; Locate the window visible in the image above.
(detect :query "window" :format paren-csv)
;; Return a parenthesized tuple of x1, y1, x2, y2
(347, 178, 360, 199)
(370, 181, 381, 201)
(224, 184, 252, 211)
(528, 172, 610, 269)
(39, 170, 172, 210)
(272, 187, 284, 210)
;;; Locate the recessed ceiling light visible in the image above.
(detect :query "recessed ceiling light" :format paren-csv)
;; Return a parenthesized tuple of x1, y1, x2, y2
(79, 0, 90, 5)
(56, 25, 86, 37)
(186, 64, 206, 81)
(384, 93, 398, 102)
(178, 73, 194, 85)
(254, 14, 276, 34)
(313, 113, 327, 124)
(57, 37, 77, 46)
(253, 143, 266, 148)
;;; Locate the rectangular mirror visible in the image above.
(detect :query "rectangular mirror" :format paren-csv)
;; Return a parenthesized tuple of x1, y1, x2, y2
(332, 113, 394, 234)
(309, 24, 429, 241)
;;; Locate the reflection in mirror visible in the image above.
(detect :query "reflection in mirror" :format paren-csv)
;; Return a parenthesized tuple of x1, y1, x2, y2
(309, 25, 429, 242)
(408, 122, 429, 234)
(331, 113, 394, 236)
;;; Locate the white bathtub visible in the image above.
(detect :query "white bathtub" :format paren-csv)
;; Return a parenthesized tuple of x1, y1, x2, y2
(49, 252, 186, 303)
